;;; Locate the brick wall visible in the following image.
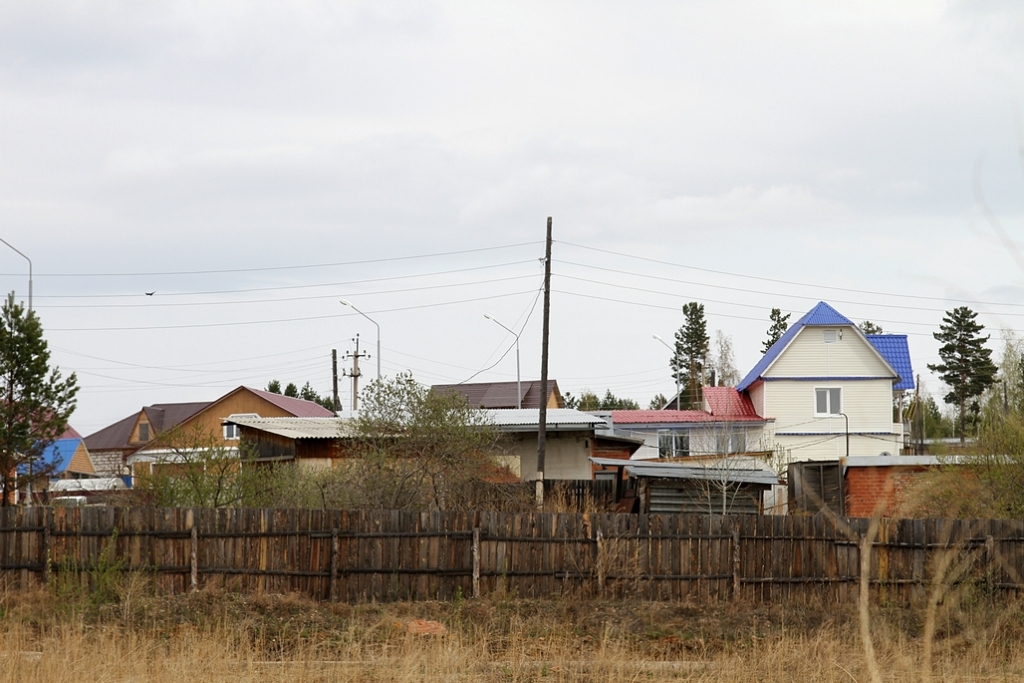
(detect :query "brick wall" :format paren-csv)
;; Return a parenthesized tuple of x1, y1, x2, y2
(844, 465, 929, 517)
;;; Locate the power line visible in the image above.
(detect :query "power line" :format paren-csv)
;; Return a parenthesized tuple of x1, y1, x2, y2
(559, 241, 1024, 309)
(32, 259, 538, 300)
(49, 289, 539, 332)
(36, 273, 539, 309)
(8, 241, 542, 278)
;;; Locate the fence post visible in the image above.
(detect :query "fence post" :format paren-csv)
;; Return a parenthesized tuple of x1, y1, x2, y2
(596, 528, 605, 594)
(329, 528, 339, 603)
(189, 509, 198, 592)
(732, 526, 741, 601)
(41, 508, 51, 586)
(472, 527, 480, 599)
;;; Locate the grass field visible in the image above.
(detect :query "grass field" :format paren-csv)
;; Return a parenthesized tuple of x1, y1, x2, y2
(1, 584, 1023, 682)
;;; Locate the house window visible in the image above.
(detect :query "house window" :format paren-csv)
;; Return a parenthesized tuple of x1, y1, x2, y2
(138, 423, 149, 442)
(716, 431, 746, 454)
(815, 388, 842, 416)
(658, 430, 689, 458)
(223, 413, 258, 440)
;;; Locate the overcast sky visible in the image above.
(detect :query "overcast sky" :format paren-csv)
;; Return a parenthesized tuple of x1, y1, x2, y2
(1, 1, 1023, 434)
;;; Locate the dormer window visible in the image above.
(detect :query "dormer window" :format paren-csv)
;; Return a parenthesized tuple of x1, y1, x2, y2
(138, 423, 149, 442)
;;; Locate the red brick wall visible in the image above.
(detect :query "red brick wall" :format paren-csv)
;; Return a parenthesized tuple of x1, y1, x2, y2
(844, 465, 929, 517)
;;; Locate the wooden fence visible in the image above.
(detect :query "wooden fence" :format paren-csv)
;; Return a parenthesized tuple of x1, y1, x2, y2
(1, 506, 1022, 604)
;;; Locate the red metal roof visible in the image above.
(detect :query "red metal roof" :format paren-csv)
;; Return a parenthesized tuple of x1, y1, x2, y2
(610, 410, 721, 424)
(702, 386, 761, 420)
(245, 387, 335, 417)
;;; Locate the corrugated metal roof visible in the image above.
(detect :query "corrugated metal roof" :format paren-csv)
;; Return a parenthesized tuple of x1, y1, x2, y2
(737, 302, 900, 391)
(432, 380, 561, 409)
(866, 335, 915, 390)
(702, 386, 762, 419)
(625, 464, 780, 486)
(484, 408, 604, 429)
(39, 438, 81, 474)
(225, 417, 354, 439)
(244, 387, 336, 417)
(609, 409, 763, 424)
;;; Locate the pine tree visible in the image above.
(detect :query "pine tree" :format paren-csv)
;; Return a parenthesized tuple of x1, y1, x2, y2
(671, 302, 710, 410)
(0, 294, 79, 505)
(859, 321, 884, 335)
(762, 308, 790, 353)
(927, 306, 998, 443)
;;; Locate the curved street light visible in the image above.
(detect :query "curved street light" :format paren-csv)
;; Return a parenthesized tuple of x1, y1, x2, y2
(653, 334, 679, 409)
(0, 238, 32, 311)
(340, 299, 380, 380)
(485, 314, 521, 409)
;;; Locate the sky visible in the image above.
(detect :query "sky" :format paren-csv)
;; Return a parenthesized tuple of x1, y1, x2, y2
(1, 0, 1023, 434)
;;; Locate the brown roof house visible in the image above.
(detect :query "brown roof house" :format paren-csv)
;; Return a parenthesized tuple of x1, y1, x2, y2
(84, 386, 334, 480)
(430, 380, 564, 410)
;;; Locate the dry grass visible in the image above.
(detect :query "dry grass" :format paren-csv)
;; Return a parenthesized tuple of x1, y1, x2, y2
(2, 585, 1024, 682)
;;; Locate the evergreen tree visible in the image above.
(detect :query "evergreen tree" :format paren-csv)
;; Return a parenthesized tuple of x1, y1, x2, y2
(284, 382, 299, 398)
(265, 379, 282, 394)
(927, 306, 998, 443)
(0, 294, 79, 505)
(762, 308, 790, 353)
(859, 320, 884, 335)
(649, 393, 668, 410)
(671, 302, 710, 410)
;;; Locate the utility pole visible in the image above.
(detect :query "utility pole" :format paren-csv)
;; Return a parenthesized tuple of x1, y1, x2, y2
(343, 335, 369, 411)
(332, 349, 341, 413)
(536, 217, 552, 508)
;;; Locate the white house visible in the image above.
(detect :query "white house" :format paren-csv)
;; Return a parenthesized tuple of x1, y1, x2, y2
(736, 301, 913, 462)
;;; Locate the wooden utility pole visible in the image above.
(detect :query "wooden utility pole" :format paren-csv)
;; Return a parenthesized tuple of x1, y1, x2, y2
(332, 349, 341, 413)
(536, 217, 552, 508)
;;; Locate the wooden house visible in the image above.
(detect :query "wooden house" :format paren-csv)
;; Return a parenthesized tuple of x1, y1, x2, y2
(84, 386, 334, 480)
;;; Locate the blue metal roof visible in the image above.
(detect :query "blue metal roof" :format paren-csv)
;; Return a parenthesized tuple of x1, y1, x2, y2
(737, 302, 855, 391)
(39, 438, 80, 474)
(866, 334, 914, 390)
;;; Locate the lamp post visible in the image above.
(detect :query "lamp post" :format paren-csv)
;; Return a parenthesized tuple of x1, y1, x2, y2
(839, 412, 850, 459)
(0, 238, 32, 311)
(484, 314, 521, 409)
(340, 299, 380, 380)
(653, 334, 679, 409)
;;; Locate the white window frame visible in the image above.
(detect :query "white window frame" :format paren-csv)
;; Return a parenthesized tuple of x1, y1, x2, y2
(658, 430, 690, 458)
(814, 387, 842, 417)
(223, 413, 259, 440)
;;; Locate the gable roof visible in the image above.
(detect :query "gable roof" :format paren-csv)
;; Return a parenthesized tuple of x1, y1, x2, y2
(431, 380, 562, 410)
(866, 335, 914, 391)
(610, 408, 764, 424)
(237, 387, 335, 417)
(702, 386, 761, 419)
(39, 437, 82, 474)
(84, 387, 332, 453)
(737, 302, 897, 391)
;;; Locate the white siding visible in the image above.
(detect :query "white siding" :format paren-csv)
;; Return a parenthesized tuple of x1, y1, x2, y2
(749, 382, 765, 417)
(765, 326, 893, 379)
(772, 433, 902, 462)
(765, 380, 895, 434)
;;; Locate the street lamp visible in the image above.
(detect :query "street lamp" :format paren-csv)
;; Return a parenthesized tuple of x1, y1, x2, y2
(0, 238, 32, 311)
(839, 412, 850, 459)
(653, 334, 679, 409)
(485, 314, 521, 409)
(340, 299, 380, 380)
